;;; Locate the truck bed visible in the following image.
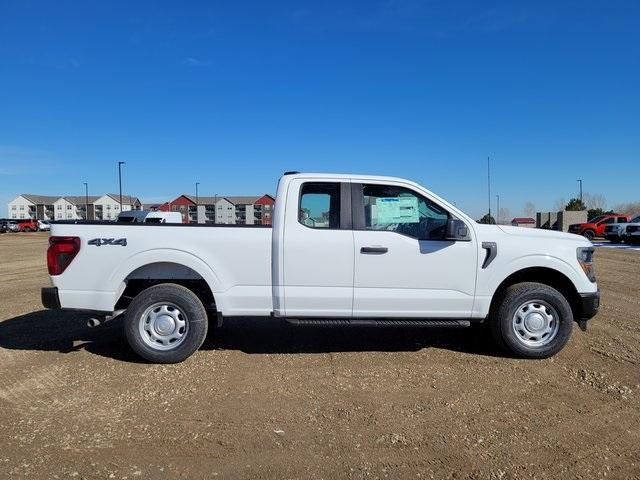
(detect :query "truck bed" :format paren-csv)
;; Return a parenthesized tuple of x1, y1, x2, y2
(48, 222, 273, 315)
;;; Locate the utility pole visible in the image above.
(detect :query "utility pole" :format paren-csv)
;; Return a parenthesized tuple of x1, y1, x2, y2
(118, 161, 125, 210)
(83, 182, 89, 220)
(577, 179, 583, 205)
(496, 194, 500, 225)
(487, 156, 492, 221)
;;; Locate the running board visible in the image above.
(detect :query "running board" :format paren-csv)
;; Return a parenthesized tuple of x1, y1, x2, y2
(286, 318, 471, 327)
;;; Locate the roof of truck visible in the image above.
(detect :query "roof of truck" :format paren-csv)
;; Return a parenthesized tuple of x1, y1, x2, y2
(285, 172, 412, 183)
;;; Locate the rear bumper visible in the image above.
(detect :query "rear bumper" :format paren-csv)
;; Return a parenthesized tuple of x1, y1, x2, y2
(577, 290, 600, 320)
(41, 287, 61, 309)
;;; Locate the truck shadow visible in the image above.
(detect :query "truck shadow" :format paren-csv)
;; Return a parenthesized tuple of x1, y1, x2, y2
(0, 310, 507, 362)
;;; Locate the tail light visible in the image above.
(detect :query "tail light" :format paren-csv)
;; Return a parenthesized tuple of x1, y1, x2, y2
(47, 236, 81, 275)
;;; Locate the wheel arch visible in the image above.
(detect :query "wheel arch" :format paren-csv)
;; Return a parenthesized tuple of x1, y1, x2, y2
(489, 266, 582, 320)
(108, 250, 222, 311)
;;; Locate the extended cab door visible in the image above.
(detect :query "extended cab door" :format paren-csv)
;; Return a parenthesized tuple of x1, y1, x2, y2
(281, 179, 354, 317)
(351, 182, 477, 318)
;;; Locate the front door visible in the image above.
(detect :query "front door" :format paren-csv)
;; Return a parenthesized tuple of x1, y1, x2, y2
(352, 182, 477, 318)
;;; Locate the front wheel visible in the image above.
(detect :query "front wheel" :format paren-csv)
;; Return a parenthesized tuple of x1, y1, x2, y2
(489, 282, 573, 359)
(583, 230, 595, 241)
(124, 283, 208, 363)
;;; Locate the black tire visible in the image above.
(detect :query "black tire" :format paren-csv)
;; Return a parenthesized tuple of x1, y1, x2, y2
(124, 283, 208, 363)
(583, 230, 595, 241)
(489, 282, 573, 359)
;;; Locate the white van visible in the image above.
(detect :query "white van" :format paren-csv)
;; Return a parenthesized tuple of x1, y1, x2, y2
(143, 211, 183, 224)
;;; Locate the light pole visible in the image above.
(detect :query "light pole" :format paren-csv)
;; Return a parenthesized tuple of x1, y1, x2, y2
(83, 182, 89, 220)
(487, 156, 492, 220)
(577, 179, 583, 204)
(496, 194, 500, 224)
(195, 182, 200, 223)
(118, 161, 125, 210)
(214, 193, 218, 225)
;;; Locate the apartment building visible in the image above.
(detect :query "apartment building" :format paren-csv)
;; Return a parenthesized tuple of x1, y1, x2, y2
(7, 194, 142, 221)
(8, 194, 58, 220)
(159, 194, 275, 224)
(94, 194, 143, 221)
(53, 196, 101, 220)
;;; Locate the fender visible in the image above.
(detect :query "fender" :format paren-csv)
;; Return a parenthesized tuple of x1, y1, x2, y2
(483, 254, 585, 298)
(107, 248, 223, 311)
(471, 253, 588, 318)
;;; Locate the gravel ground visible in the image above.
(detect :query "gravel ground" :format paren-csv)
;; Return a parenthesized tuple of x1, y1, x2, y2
(0, 232, 639, 479)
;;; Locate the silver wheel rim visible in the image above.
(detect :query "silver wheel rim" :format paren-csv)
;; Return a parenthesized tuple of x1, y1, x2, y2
(138, 302, 188, 351)
(512, 299, 559, 348)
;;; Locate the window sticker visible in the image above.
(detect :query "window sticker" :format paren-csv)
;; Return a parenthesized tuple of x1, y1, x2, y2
(375, 197, 419, 224)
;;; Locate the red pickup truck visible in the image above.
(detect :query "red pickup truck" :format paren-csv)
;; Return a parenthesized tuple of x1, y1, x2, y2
(16, 219, 38, 232)
(568, 214, 631, 240)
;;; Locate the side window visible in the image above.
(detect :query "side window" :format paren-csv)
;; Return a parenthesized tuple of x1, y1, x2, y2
(617, 217, 627, 223)
(602, 217, 615, 224)
(361, 184, 449, 240)
(299, 182, 341, 229)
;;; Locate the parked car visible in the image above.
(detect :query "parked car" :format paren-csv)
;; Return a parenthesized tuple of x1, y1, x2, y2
(144, 211, 183, 223)
(0, 221, 7, 233)
(6, 221, 19, 232)
(15, 219, 39, 232)
(42, 172, 600, 363)
(38, 220, 51, 231)
(568, 214, 631, 240)
(603, 214, 640, 243)
(117, 210, 149, 223)
(627, 224, 640, 244)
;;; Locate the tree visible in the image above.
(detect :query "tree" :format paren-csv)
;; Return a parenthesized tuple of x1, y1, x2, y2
(477, 213, 496, 224)
(612, 201, 640, 215)
(565, 197, 586, 211)
(553, 198, 566, 212)
(583, 193, 606, 211)
(523, 201, 536, 219)
(498, 207, 510, 225)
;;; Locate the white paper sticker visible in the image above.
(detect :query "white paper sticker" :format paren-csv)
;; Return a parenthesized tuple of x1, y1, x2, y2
(375, 197, 419, 224)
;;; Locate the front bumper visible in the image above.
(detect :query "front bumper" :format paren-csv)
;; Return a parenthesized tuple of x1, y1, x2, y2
(41, 287, 61, 309)
(577, 290, 600, 321)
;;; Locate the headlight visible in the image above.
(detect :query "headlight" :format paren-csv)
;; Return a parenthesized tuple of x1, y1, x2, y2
(577, 247, 596, 282)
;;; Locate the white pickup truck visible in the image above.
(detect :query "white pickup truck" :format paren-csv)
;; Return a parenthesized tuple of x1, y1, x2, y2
(42, 172, 600, 363)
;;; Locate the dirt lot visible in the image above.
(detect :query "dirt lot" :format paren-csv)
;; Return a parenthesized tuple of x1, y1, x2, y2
(0, 232, 638, 479)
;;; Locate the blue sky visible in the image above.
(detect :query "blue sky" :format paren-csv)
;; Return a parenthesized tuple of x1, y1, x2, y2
(1, 0, 639, 219)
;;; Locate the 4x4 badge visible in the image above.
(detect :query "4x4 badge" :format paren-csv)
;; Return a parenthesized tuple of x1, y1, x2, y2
(88, 238, 127, 247)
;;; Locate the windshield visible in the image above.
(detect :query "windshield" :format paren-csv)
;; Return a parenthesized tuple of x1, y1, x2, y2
(588, 215, 605, 223)
(632, 215, 640, 223)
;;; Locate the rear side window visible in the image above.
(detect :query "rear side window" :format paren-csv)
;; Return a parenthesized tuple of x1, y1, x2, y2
(299, 182, 341, 229)
(361, 184, 449, 240)
(617, 217, 627, 223)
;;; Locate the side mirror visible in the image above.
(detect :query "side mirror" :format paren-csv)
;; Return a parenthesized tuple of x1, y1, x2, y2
(445, 218, 470, 241)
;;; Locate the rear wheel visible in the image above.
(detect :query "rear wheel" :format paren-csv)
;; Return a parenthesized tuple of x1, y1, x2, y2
(124, 283, 208, 363)
(490, 282, 573, 358)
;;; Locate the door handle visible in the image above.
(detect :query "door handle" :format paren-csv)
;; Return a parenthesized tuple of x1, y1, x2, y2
(360, 246, 388, 254)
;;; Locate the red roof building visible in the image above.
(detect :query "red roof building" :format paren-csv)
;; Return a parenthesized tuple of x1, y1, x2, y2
(511, 217, 536, 228)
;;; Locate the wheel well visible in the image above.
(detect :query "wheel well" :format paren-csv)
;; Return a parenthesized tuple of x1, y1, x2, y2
(115, 262, 216, 311)
(489, 267, 581, 318)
